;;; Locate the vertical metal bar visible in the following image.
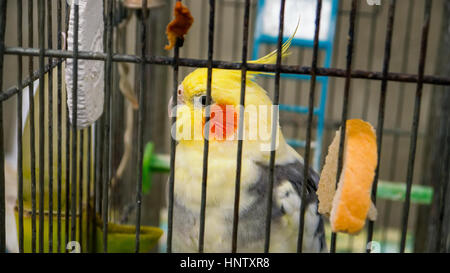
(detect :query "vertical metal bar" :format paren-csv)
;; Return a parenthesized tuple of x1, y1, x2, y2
(93, 7, 107, 246)
(199, 0, 207, 59)
(102, 0, 114, 253)
(231, 0, 241, 61)
(92, 125, 99, 253)
(366, 0, 396, 252)
(382, 0, 415, 242)
(93, 81, 104, 250)
(361, 7, 379, 121)
(70, 0, 79, 245)
(93, 118, 102, 225)
(381, 0, 415, 251)
(38, 0, 46, 253)
(28, 0, 37, 253)
(110, 0, 117, 224)
(78, 130, 84, 251)
(65, 115, 70, 249)
(180, 0, 190, 77)
(64, 0, 71, 250)
(108, 0, 115, 242)
(431, 119, 450, 252)
(0, 0, 6, 254)
(166, 0, 182, 254)
(135, 0, 148, 253)
(323, 0, 342, 168)
(330, 0, 358, 253)
(86, 127, 92, 252)
(400, 0, 432, 253)
(47, 0, 54, 253)
(198, 0, 216, 253)
(298, 0, 322, 253)
(56, 0, 63, 253)
(94, 111, 103, 214)
(215, 0, 223, 60)
(423, 5, 450, 251)
(93, 124, 99, 216)
(17, 0, 24, 254)
(264, 0, 285, 253)
(231, 0, 250, 253)
(435, 123, 450, 253)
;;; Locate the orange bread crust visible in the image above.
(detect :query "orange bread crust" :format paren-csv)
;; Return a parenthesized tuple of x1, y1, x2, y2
(318, 119, 378, 234)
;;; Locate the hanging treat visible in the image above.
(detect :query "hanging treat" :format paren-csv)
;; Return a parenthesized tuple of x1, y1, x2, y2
(165, 1, 194, 50)
(65, 0, 104, 128)
(317, 119, 378, 234)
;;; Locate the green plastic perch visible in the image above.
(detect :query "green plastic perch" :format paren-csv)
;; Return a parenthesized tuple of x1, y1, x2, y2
(142, 142, 170, 194)
(376, 180, 433, 205)
(141, 142, 433, 205)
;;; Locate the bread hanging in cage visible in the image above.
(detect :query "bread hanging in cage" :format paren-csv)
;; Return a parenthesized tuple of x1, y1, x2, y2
(317, 119, 378, 234)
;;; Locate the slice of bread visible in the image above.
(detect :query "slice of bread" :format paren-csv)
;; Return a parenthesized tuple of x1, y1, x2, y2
(317, 119, 378, 234)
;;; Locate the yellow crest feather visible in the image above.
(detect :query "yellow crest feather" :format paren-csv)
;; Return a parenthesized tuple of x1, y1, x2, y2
(181, 19, 300, 99)
(247, 19, 299, 77)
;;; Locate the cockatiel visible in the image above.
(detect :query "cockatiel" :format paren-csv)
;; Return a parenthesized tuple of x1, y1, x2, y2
(169, 36, 326, 253)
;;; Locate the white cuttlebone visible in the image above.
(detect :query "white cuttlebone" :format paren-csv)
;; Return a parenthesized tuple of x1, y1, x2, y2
(65, 0, 104, 128)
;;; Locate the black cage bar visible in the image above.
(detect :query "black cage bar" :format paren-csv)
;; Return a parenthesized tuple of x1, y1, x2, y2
(0, 0, 449, 254)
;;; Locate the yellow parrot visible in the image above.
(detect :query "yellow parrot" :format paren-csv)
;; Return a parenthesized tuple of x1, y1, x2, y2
(168, 37, 326, 253)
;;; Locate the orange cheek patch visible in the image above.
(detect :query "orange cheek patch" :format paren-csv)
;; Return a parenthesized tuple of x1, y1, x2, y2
(202, 104, 237, 141)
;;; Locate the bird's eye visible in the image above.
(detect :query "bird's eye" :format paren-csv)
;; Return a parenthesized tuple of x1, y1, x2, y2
(201, 95, 208, 106)
(194, 95, 209, 107)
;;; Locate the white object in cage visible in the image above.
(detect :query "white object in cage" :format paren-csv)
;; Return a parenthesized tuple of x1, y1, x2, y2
(65, 0, 104, 128)
(4, 76, 41, 253)
(261, 0, 333, 41)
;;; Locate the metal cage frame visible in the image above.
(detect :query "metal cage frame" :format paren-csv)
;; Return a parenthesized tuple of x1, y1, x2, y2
(0, 0, 449, 254)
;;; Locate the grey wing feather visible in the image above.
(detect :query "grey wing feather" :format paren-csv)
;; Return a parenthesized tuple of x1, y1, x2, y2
(249, 160, 327, 252)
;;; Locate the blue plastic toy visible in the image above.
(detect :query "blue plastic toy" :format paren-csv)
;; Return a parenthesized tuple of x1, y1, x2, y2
(252, 0, 339, 170)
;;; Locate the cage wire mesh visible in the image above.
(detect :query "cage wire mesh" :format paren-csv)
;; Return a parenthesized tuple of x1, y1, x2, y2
(0, 0, 449, 253)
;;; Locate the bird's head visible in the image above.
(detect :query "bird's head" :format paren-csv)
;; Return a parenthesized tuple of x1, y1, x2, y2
(169, 31, 296, 152)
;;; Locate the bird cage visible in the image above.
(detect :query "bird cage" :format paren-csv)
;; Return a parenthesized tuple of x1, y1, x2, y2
(0, 0, 449, 254)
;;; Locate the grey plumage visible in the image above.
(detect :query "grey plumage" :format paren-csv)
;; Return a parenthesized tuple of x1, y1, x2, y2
(172, 158, 327, 252)
(251, 160, 327, 252)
